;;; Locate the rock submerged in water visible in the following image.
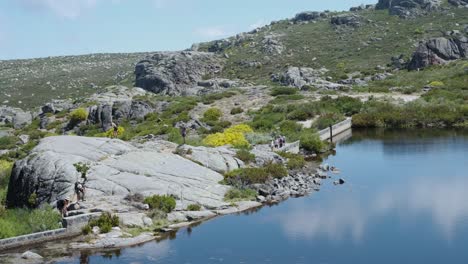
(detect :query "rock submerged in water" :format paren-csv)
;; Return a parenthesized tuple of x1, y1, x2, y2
(6, 136, 230, 209)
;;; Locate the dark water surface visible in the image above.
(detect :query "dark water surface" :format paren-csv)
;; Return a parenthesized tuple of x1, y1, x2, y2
(63, 129, 468, 264)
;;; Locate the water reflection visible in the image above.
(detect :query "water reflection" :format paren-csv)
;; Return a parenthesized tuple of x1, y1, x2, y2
(277, 176, 468, 243)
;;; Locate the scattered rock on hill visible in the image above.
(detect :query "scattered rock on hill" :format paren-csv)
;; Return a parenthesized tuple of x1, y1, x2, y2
(262, 34, 285, 55)
(292, 11, 328, 23)
(376, 0, 441, 18)
(135, 51, 224, 96)
(408, 36, 468, 70)
(331, 14, 363, 27)
(272, 67, 347, 90)
(350, 4, 375, 11)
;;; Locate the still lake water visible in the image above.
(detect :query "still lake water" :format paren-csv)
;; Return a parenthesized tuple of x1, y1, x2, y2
(63, 129, 468, 264)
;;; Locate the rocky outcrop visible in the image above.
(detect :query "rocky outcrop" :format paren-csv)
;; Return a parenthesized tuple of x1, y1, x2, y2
(331, 14, 363, 27)
(272, 67, 347, 90)
(448, 0, 468, 7)
(179, 145, 244, 173)
(376, 0, 441, 18)
(6, 136, 230, 209)
(292, 11, 328, 23)
(134, 51, 224, 96)
(261, 34, 285, 55)
(408, 36, 468, 70)
(0, 106, 33, 129)
(350, 4, 375, 11)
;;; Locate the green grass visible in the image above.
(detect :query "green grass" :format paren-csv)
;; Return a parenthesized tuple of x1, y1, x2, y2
(0, 206, 62, 239)
(215, 7, 468, 83)
(143, 195, 176, 213)
(224, 188, 257, 202)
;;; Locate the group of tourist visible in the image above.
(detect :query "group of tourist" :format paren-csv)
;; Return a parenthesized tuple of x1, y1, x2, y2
(271, 135, 287, 150)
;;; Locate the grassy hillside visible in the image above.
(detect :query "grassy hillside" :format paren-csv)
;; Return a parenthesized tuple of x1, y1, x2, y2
(212, 7, 467, 82)
(0, 53, 150, 109)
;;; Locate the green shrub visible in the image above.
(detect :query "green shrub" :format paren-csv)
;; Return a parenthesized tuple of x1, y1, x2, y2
(263, 161, 288, 179)
(203, 108, 222, 122)
(235, 149, 256, 164)
(144, 195, 176, 213)
(230, 107, 244, 115)
(0, 136, 17, 150)
(314, 112, 345, 130)
(271, 87, 298, 96)
(88, 212, 120, 234)
(186, 204, 202, 211)
(224, 188, 257, 202)
(278, 152, 306, 170)
(0, 206, 62, 239)
(300, 131, 324, 153)
(244, 132, 272, 145)
(73, 162, 90, 181)
(69, 108, 88, 122)
(224, 168, 269, 186)
(82, 224, 92, 235)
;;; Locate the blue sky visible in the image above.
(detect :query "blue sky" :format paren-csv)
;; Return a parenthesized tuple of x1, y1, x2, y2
(0, 0, 376, 60)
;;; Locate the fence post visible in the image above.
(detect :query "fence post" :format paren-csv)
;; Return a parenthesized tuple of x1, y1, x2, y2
(329, 125, 333, 143)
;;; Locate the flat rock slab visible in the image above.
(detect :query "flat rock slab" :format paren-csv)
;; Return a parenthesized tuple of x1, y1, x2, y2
(70, 232, 155, 250)
(7, 136, 230, 209)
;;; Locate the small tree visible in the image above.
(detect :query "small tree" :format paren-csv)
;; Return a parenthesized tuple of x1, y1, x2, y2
(73, 162, 90, 182)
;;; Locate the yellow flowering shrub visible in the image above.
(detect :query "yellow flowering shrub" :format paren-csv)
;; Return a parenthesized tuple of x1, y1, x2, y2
(104, 126, 125, 138)
(428, 81, 444, 87)
(69, 108, 88, 122)
(224, 124, 253, 134)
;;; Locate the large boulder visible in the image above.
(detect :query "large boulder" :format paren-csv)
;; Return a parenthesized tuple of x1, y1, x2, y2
(408, 36, 468, 70)
(6, 136, 230, 209)
(272, 67, 347, 90)
(135, 51, 224, 96)
(0, 106, 33, 129)
(376, 0, 441, 18)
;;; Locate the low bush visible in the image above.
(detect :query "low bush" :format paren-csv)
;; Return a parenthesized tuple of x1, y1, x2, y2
(235, 149, 256, 164)
(263, 161, 288, 179)
(87, 212, 120, 234)
(104, 126, 125, 138)
(144, 195, 176, 213)
(230, 107, 244, 115)
(203, 124, 253, 148)
(245, 132, 272, 145)
(278, 152, 306, 170)
(69, 108, 88, 122)
(203, 108, 222, 122)
(0, 136, 17, 150)
(224, 188, 257, 202)
(224, 168, 269, 186)
(271, 87, 298, 96)
(186, 204, 202, 211)
(300, 131, 324, 153)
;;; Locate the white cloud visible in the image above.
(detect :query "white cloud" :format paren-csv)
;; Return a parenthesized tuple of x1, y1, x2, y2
(194, 26, 231, 39)
(17, 0, 99, 19)
(248, 19, 267, 30)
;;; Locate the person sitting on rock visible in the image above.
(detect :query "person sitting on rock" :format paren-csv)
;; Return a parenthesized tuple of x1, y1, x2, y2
(111, 122, 118, 138)
(57, 197, 71, 217)
(75, 181, 86, 202)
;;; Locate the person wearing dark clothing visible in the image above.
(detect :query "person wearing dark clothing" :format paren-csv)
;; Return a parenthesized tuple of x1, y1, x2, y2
(180, 126, 187, 145)
(57, 198, 70, 217)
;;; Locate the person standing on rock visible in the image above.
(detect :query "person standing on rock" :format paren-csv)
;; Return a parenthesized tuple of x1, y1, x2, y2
(111, 122, 119, 138)
(179, 125, 187, 145)
(74, 181, 86, 202)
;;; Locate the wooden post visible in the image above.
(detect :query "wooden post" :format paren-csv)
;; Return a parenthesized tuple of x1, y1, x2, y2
(329, 125, 333, 143)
